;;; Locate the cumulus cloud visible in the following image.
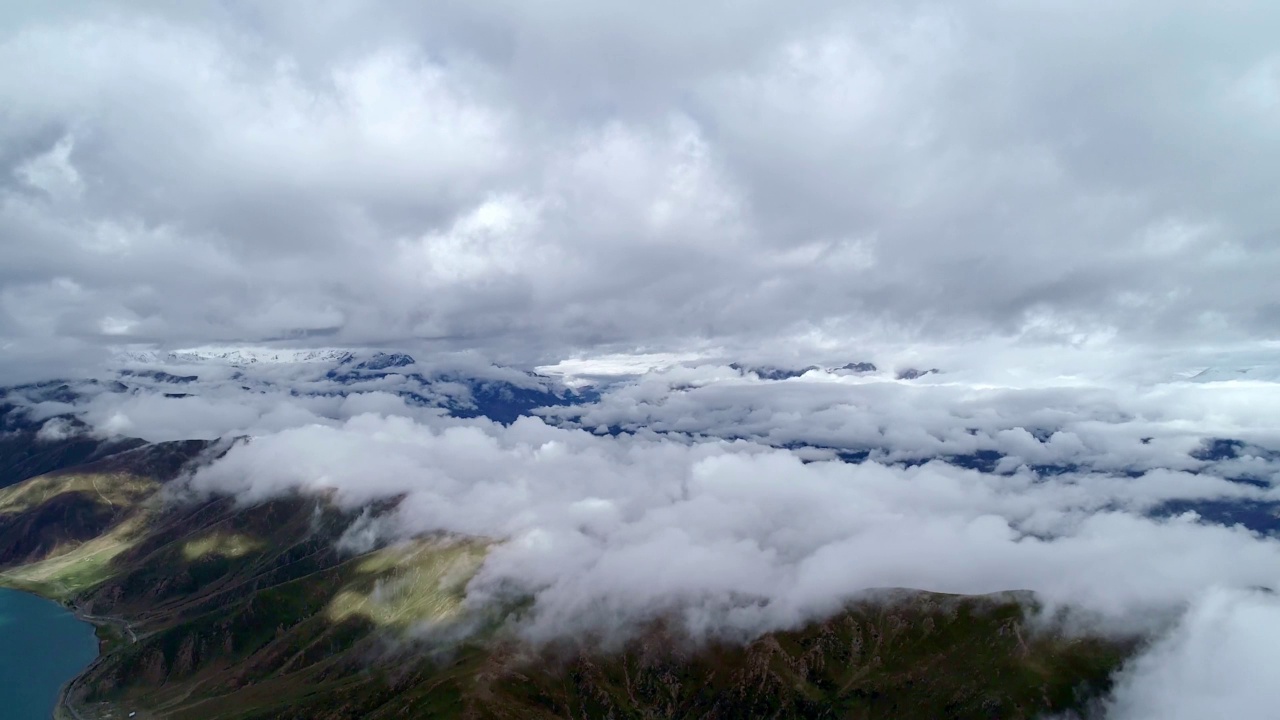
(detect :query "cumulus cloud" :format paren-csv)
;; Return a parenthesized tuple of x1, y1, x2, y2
(545, 362, 1280, 482)
(178, 398, 1280, 640)
(34, 416, 78, 442)
(3, 2, 1280, 377)
(1107, 588, 1280, 719)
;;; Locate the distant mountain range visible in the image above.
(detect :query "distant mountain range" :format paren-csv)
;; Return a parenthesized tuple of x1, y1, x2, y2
(113, 347, 359, 366)
(7, 352, 945, 434)
(6, 352, 1277, 536)
(10, 351, 594, 427)
(3, 352, 1278, 717)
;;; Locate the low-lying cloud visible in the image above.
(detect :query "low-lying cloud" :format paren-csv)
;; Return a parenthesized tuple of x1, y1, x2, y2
(545, 363, 1280, 480)
(1106, 587, 1280, 719)
(8, 350, 1280, 715)
(186, 411, 1280, 638)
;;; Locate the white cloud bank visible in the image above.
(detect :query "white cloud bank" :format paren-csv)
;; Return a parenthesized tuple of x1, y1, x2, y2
(9, 349, 1280, 716)
(182, 390, 1280, 716)
(1107, 588, 1280, 719)
(185, 410, 1280, 632)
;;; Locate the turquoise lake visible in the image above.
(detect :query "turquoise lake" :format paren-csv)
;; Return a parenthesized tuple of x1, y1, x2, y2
(0, 588, 98, 719)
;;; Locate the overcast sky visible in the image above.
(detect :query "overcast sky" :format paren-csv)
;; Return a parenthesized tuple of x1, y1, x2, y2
(2, 0, 1278, 381)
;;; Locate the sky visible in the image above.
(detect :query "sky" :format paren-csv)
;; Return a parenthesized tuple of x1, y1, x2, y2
(4, 2, 1280, 716)
(2, 0, 1279, 382)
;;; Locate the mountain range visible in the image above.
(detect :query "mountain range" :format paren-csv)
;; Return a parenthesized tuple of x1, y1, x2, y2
(0, 407, 1131, 719)
(0, 351, 1257, 718)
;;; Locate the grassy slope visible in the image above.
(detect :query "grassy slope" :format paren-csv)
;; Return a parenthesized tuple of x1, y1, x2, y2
(0, 440, 1134, 720)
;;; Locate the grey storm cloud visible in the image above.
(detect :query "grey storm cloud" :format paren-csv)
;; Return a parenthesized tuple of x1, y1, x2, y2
(2, 1, 1280, 382)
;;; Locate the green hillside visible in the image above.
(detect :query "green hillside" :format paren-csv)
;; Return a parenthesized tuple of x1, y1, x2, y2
(0, 433, 1134, 719)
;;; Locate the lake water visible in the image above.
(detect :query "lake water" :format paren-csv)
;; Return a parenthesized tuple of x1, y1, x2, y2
(0, 588, 99, 719)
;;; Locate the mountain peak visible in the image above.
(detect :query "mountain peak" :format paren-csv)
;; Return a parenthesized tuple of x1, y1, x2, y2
(353, 352, 416, 371)
(896, 367, 941, 380)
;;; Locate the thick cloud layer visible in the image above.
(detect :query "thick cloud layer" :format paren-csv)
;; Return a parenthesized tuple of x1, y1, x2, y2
(177, 364, 1280, 716)
(187, 412, 1280, 639)
(3, 1, 1280, 380)
(1106, 588, 1280, 719)
(545, 363, 1280, 480)
(8, 351, 1280, 715)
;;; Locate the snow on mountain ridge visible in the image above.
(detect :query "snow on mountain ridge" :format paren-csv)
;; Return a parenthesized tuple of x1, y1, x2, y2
(113, 347, 359, 367)
(1186, 366, 1280, 383)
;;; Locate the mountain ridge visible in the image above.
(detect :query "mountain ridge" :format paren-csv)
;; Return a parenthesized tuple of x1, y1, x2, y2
(0, 410, 1135, 719)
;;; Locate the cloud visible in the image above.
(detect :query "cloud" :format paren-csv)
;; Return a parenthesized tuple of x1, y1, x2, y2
(3, 2, 1280, 378)
(6, 348, 594, 442)
(1106, 587, 1280, 719)
(178, 401, 1280, 640)
(546, 362, 1280, 483)
(4, 2, 1280, 713)
(9, 348, 1280, 714)
(34, 416, 77, 442)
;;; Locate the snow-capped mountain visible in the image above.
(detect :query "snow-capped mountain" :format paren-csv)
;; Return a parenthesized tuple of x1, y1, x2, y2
(10, 350, 598, 427)
(112, 346, 357, 366)
(1186, 365, 1280, 383)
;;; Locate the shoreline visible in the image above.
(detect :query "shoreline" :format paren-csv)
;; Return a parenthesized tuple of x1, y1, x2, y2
(56, 598, 139, 720)
(0, 584, 131, 720)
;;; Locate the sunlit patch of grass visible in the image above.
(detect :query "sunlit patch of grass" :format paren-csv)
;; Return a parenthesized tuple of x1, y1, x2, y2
(0, 472, 157, 515)
(181, 532, 265, 561)
(327, 538, 487, 630)
(0, 516, 148, 600)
